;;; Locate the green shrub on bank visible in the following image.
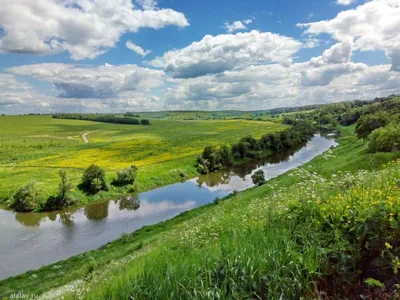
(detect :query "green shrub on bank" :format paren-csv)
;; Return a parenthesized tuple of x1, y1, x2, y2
(113, 165, 138, 186)
(368, 123, 400, 153)
(355, 111, 389, 139)
(10, 181, 40, 212)
(80, 164, 108, 194)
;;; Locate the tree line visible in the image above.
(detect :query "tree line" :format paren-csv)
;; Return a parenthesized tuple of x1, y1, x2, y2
(52, 114, 151, 125)
(196, 120, 315, 174)
(9, 165, 138, 213)
(282, 94, 400, 153)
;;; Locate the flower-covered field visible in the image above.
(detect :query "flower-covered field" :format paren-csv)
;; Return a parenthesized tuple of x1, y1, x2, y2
(0, 115, 285, 206)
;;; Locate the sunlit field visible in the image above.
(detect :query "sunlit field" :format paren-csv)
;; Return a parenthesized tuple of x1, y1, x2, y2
(0, 115, 286, 205)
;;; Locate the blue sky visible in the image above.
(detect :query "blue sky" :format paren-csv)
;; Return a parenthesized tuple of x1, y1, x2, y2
(0, 0, 399, 114)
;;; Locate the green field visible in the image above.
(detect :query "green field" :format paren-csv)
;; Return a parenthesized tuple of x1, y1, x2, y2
(1, 126, 399, 299)
(0, 115, 286, 206)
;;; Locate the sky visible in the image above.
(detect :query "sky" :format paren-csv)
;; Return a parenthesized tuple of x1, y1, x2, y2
(0, 0, 399, 114)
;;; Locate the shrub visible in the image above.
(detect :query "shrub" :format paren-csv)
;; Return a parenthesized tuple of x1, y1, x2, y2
(355, 112, 389, 139)
(367, 123, 400, 153)
(140, 119, 150, 125)
(114, 165, 138, 186)
(44, 170, 74, 211)
(251, 170, 266, 186)
(81, 164, 108, 193)
(11, 181, 40, 212)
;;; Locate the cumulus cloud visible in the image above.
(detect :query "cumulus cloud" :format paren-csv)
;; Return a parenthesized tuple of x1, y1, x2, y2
(224, 19, 252, 33)
(298, 0, 400, 71)
(7, 63, 165, 99)
(150, 30, 302, 78)
(126, 41, 151, 57)
(299, 62, 367, 86)
(336, 0, 356, 5)
(308, 41, 353, 66)
(0, 0, 189, 60)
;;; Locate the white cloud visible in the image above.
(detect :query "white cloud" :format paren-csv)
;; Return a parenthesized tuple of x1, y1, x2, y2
(150, 30, 302, 78)
(224, 19, 253, 33)
(336, 0, 356, 6)
(126, 41, 151, 57)
(7, 63, 165, 99)
(0, 0, 189, 60)
(135, 0, 157, 10)
(298, 0, 400, 71)
(308, 41, 353, 66)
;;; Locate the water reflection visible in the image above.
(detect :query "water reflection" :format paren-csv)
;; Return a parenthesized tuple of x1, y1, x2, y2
(84, 201, 109, 221)
(59, 212, 74, 227)
(15, 212, 43, 227)
(115, 194, 140, 211)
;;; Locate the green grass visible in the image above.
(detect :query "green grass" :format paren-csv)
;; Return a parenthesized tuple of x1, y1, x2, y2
(0, 115, 286, 207)
(1, 126, 399, 299)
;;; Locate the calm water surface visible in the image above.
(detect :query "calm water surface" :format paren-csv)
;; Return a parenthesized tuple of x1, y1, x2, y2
(0, 134, 337, 280)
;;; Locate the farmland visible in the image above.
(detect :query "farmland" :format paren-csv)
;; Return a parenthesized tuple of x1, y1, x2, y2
(0, 115, 286, 207)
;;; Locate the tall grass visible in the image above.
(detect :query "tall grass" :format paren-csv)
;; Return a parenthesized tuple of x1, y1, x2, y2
(78, 159, 400, 299)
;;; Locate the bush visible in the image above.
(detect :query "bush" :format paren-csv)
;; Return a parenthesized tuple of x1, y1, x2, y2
(114, 165, 138, 186)
(251, 170, 265, 186)
(355, 112, 389, 139)
(81, 164, 108, 193)
(140, 119, 150, 125)
(11, 181, 40, 212)
(367, 123, 400, 153)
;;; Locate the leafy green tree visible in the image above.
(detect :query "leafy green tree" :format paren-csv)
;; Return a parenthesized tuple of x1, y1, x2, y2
(11, 181, 40, 212)
(140, 119, 150, 125)
(81, 164, 108, 193)
(251, 170, 266, 186)
(355, 112, 389, 139)
(114, 165, 138, 186)
(367, 123, 400, 153)
(219, 145, 233, 166)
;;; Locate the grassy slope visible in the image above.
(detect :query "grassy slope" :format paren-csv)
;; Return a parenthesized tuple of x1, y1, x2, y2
(1, 126, 399, 298)
(0, 116, 286, 206)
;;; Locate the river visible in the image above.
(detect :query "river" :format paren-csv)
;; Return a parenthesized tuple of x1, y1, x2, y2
(0, 134, 337, 280)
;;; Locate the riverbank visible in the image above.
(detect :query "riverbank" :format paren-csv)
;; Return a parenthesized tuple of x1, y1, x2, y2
(1, 126, 399, 298)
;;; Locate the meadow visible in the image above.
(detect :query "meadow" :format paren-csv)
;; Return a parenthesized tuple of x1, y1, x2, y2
(0, 115, 286, 207)
(1, 126, 399, 299)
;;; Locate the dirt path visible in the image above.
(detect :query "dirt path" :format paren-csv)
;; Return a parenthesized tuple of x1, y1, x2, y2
(81, 131, 98, 143)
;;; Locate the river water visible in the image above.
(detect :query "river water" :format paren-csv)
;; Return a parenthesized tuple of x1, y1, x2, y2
(0, 134, 337, 280)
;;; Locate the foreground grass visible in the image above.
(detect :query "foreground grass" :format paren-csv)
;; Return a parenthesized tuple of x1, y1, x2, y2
(0, 116, 285, 207)
(1, 127, 399, 299)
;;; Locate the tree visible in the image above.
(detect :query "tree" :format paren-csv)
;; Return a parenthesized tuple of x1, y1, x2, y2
(44, 170, 74, 211)
(11, 181, 40, 212)
(251, 170, 266, 186)
(219, 145, 233, 166)
(140, 119, 150, 125)
(58, 170, 73, 203)
(114, 165, 138, 186)
(367, 123, 400, 153)
(81, 164, 108, 193)
(355, 112, 389, 139)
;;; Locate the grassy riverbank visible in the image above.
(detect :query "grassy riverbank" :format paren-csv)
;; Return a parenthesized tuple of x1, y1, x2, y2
(1, 126, 399, 299)
(0, 115, 286, 209)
